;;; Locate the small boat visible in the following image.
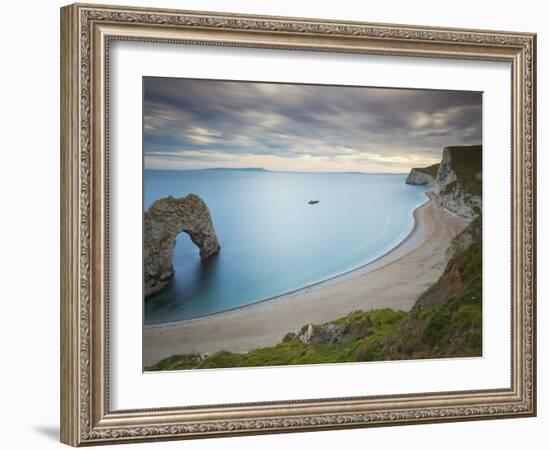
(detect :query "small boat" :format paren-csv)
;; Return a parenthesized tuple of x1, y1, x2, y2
(308, 200, 320, 205)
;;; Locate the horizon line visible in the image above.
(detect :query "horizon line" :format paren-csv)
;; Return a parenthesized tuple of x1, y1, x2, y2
(143, 167, 411, 175)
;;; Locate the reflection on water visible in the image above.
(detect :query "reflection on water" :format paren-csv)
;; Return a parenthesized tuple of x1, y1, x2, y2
(145, 249, 220, 318)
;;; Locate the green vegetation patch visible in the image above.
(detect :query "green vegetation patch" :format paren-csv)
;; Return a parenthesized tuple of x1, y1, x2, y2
(447, 145, 482, 179)
(387, 217, 482, 359)
(146, 309, 408, 371)
(440, 145, 482, 198)
(416, 163, 440, 179)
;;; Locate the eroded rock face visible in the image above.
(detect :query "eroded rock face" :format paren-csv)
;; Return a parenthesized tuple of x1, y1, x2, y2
(297, 314, 374, 346)
(413, 216, 481, 310)
(144, 194, 220, 298)
(433, 148, 457, 195)
(409, 146, 481, 220)
(405, 169, 435, 185)
(433, 146, 482, 220)
(406, 163, 439, 186)
(433, 186, 481, 220)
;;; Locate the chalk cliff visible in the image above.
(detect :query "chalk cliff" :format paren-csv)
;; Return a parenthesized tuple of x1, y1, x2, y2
(407, 145, 481, 220)
(433, 145, 482, 220)
(405, 163, 439, 186)
(144, 194, 220, 298)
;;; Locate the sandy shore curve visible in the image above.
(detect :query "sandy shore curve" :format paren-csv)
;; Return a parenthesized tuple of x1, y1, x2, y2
(143, 192, 468, 367)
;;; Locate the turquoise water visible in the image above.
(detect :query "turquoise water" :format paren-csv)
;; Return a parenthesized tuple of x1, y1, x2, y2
(144, 169, 429, 323)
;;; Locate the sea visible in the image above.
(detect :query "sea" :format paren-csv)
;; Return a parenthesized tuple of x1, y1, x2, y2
(144, 169, 430, 324)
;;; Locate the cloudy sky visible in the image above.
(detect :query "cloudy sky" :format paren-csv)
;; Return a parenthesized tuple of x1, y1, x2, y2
(144, 77, 482, 173)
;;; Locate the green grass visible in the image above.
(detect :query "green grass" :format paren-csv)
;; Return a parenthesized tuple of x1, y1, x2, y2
(439, 145, 482, 200)
(147, 353, 203, 371)
(447, 145, 482, 179)
(416, 163, 440, 179)
(386, 219, 482, 359)
(146, 309, 408, 371)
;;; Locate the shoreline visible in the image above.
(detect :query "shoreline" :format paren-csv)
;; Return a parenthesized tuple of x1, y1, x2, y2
(145, 192, 430, 328)
(143, 192, 469, 367)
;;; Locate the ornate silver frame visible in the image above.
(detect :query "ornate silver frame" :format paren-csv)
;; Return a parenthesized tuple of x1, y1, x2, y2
(60, 3, 536, 446)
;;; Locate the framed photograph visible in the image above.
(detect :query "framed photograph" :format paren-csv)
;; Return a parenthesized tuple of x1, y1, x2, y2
(60, 3, 537, 446)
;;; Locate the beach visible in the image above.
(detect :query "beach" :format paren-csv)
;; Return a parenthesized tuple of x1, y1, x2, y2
(143, 192, 469, 367)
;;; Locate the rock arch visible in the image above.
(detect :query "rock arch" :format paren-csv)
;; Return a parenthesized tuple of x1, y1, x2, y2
(144, 194, 220, 297)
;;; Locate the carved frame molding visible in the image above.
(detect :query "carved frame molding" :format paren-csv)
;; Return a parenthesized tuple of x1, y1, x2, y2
(60, 3, 536, 446)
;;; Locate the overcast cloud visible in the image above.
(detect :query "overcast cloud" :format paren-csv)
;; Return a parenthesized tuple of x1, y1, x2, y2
(144, 77, 482, 173)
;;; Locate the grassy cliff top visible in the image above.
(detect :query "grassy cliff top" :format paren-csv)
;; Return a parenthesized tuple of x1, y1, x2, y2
(415, 163, 440, 179)
(447, 145, 482, 178)
(440, 145, 482, 199)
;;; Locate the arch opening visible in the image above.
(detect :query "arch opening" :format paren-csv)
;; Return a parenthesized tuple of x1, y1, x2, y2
(143, 194, 220, 298)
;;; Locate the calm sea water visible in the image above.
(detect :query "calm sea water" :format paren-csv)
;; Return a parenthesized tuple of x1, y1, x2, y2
(144, 169, 429, 324)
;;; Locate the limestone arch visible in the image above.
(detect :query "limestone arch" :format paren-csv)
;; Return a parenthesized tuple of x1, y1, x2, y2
(143, 194, 220, 297)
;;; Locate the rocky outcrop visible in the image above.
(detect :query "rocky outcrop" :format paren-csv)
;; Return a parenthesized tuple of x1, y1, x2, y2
(441, 214, 482, 266)
(405, 163, 439, 185)
(297, 312, 375, 345)
(407, 146, 481, 219)
(406, 169, 435, 185)
(144, 194, 220, 297)
(432, 145, 482, 220)
(413, 215, 481, 310)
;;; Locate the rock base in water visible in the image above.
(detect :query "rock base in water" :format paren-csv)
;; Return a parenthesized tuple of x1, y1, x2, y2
(144, 194, 220, 298)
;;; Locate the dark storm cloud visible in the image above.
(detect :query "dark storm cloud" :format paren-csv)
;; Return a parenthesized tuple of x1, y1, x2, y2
(143, 77, 482, 172)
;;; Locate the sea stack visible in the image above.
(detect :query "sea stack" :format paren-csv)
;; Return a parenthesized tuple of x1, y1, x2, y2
(144, 194, 220, 298)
